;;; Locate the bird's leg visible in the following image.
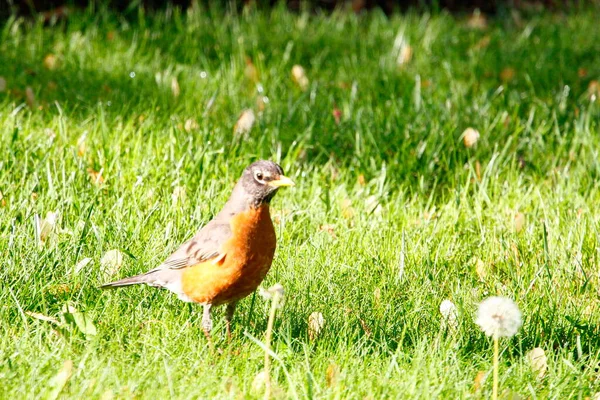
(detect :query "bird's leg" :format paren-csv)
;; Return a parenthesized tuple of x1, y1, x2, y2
(201, 304, 213, 341)
(225, 302, 237, 341)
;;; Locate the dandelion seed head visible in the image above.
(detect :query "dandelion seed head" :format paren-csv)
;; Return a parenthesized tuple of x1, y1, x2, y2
(475, 296, 522, 339)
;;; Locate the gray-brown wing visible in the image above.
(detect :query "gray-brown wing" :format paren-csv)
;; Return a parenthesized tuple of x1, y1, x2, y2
(151, 220, 232, 272)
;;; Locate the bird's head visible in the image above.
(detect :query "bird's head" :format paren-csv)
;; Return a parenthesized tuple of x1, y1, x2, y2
(237, 160, 294, 207)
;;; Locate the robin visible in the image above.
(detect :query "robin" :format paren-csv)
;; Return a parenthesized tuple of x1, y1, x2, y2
(100, 160, 294, 338)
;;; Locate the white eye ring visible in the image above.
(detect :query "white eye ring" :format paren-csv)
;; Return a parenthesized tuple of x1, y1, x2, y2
(254, 171, 265, 182)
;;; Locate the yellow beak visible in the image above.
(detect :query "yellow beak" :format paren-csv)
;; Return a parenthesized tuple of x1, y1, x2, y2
(268, 175, 295, 187)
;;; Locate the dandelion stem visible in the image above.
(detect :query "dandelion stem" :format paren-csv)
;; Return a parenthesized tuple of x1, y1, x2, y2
(264, 292, 280, 400)
(493, 336, 499, 400)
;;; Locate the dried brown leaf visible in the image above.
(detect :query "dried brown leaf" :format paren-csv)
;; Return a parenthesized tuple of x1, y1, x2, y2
(325, 363, 339, 388)
(87, 168, 105, 186)
(318, 224, 337, 238)
(40, 211, 58, 243)
(245, 57, 259, 83)
(467, 9, 487, 29)
(514, 212, 525, 233)
(291, 65, 309, 91)
(43, 54, 58, 70)
(527, 347, 548, 379)
(397, 44, 413, 66)
(341, 199, 355, 219)
(26, 311, 60, 325)
(473, 35, 491, 50)
(500, 67, 516, 83)
(474, 258, 487, 281)
(171, 77, 180, 98)
(25, 87, 35, 108)
(184, 119, 199, 132)
(234, 109, 255, 135)
(462, 127, 480, 148)
(77, 133, 87, 157)
(473, 370, 487, 392)
(357, 174, 366, 186)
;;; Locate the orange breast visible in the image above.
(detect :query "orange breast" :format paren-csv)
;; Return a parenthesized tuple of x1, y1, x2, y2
(180, 205, 277, 305)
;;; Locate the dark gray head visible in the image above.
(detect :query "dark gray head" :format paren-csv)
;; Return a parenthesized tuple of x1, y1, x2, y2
(231, 160, 294, 208)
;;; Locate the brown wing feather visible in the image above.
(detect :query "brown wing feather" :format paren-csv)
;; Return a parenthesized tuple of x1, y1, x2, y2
(152, 219, 232, 272)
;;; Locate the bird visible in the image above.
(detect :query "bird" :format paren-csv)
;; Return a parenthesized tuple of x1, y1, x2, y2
(100, 160, 294, 338)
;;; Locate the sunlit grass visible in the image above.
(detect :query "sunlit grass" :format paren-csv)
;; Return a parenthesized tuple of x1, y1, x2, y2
(1, 4, 600, 398)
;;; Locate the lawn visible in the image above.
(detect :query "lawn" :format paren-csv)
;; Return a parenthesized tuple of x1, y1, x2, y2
(1, 4, 600, 398)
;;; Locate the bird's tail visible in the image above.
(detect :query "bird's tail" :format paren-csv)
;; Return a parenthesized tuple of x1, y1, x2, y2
(99, 273, 152, 289)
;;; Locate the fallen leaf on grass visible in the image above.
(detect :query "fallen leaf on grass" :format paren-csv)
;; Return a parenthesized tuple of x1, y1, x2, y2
(77, 133, 87, 157)
(0, 191, 5, 207)
(245, 57, 259, 83)
(100, 249, 124, 278)
(319, 224, 337, 238)
(588, 81, 599, 102)
(291, 65, 309, 91)
(397, 43, 413, 66)
(467, 9, 487, 29)
(514, 212, 525, 233)
(256, 95, 268, 112)
(25, 87, 35, 108)
(46, 360, 73, 400)
(357, 174, 366, 186)
(325, 363, 339, 387)
(26, 311, 60, 325)
(341, 199, 355, 219)
(500, 67, 516, 83)
(43, 54, 59, 70)
(234, 109, 255, 135)
(62, 303, 97, 338)
(87, 168, 105, 186)
(74, 257, 93, 274)
(473, 370, 487, 392)
(475, 160, 481, 181)
(171, 77, 180, 98)
(474, 258, 487, 281)
(184, 119, 199, 132)
(462, 127, 480, 148)
(473, 35, 491, 50)
(308, 312, 325, 341)
(365, 195, 382, 216)
(40, 211, 58, 244)
(527, 347, 548, 379)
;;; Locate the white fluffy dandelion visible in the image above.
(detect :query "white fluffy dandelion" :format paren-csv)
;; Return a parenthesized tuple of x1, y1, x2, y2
(475, 296, 522, 400)
(475, 296, 522, 339)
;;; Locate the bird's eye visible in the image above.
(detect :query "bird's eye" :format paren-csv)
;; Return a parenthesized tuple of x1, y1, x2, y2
(255, 172, 264, 181)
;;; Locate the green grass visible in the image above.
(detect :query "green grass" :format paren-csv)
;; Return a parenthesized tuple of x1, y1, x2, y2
(1, 4, 600, 398)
